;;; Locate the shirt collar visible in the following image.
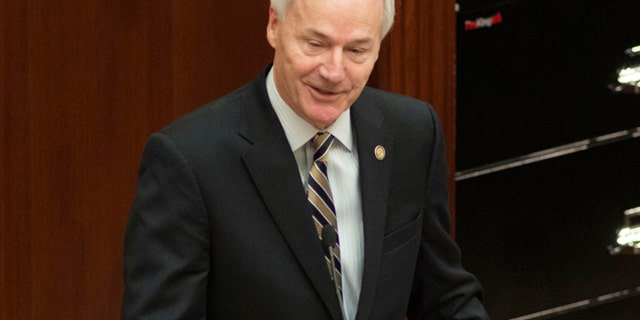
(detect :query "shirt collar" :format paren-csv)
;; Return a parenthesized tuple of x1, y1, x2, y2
(266, 68, 353, 152)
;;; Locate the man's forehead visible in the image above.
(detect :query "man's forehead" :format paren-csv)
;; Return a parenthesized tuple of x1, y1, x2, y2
(285, 0, 383, 41)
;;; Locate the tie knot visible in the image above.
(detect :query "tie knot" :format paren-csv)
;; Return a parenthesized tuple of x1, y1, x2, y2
(312, 132, 334, 162)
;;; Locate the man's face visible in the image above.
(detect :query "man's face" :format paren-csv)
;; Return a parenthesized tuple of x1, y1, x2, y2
(267, 0, 384, 129)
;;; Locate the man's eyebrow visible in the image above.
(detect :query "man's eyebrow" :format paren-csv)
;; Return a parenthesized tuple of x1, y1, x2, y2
(304, 28, 330, 40)
(350, 38, 374, 45)
(304, 28, 374, 45)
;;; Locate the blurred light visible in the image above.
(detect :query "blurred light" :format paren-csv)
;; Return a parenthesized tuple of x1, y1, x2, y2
(612, 46, 640, 94)
(616, 227, 640, 246)
(610, 206, 640, 255)
(617, 65, 640, 84)
(625, 45, 640, 57)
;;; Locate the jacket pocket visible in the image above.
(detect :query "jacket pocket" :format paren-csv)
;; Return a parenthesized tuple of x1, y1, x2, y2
(382, 210, 423, 253)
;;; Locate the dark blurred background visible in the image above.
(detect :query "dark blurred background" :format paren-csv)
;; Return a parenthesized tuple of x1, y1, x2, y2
(455, 0, 640, 319)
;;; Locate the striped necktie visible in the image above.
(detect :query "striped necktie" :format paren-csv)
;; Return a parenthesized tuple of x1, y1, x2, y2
(307, 132, 342, 292)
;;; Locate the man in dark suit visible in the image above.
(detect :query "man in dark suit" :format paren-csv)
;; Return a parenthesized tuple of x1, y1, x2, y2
(122, 0, 489, 319)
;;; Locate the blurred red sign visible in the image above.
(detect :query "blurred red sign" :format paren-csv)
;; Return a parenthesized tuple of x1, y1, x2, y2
(465, 12, 503, 31)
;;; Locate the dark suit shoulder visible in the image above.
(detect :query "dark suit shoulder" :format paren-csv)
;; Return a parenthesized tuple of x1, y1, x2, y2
(161, 85, 247, 142)
(358, 86, 439, 134)
(362, 86, 431, 107)
(158, 68, 273, 152)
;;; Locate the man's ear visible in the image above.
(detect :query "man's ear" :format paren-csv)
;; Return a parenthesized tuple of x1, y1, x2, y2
(266, 6, 279, 49)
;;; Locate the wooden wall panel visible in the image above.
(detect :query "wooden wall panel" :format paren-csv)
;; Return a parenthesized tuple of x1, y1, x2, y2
(1, 0, 455, 318)
(373, 0, 458, 232)
(2, 2, 28, 318)
(1, 1, 271, 319)
(171, 1, 273, 117)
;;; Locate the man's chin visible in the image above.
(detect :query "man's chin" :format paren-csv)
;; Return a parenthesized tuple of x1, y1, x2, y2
(305, 108, 347, 129)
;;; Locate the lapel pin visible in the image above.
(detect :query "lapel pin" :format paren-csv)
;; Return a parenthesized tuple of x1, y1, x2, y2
(374, 145, 386, 161)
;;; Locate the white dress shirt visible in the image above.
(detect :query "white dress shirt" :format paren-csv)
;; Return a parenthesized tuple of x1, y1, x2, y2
(266, 69, 364, 320)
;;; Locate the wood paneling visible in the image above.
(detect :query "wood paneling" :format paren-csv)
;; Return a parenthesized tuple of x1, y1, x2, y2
(1, 1, 271, 319)
(373, 0, 458, 233)
(1, 0, 455, 318)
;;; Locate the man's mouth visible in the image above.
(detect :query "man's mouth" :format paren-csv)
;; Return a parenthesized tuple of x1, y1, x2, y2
(311, 85, 340, 97)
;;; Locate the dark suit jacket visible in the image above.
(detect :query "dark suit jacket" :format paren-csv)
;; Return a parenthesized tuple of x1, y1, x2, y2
(122, 65, 488, 320)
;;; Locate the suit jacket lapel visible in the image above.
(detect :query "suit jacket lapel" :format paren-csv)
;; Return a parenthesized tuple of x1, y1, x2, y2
(238, 68, 345, 320)
(351, 91, 394, 320)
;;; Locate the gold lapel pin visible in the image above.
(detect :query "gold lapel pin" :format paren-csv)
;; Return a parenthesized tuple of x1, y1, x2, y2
(374, 145, 386, 160)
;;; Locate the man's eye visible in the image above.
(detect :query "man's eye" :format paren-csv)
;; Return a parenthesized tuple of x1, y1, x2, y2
(350, 47, 370, 56)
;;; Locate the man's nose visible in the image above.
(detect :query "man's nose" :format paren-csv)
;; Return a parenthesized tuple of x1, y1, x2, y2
(318, 49, 346, 83)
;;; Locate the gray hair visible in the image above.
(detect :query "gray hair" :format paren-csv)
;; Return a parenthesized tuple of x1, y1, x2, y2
(270, 0, 395, 38)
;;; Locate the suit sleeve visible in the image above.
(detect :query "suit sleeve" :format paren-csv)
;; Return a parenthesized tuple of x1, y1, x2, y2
(122, 132, 210, 320)
(407, 107, 490, 320)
